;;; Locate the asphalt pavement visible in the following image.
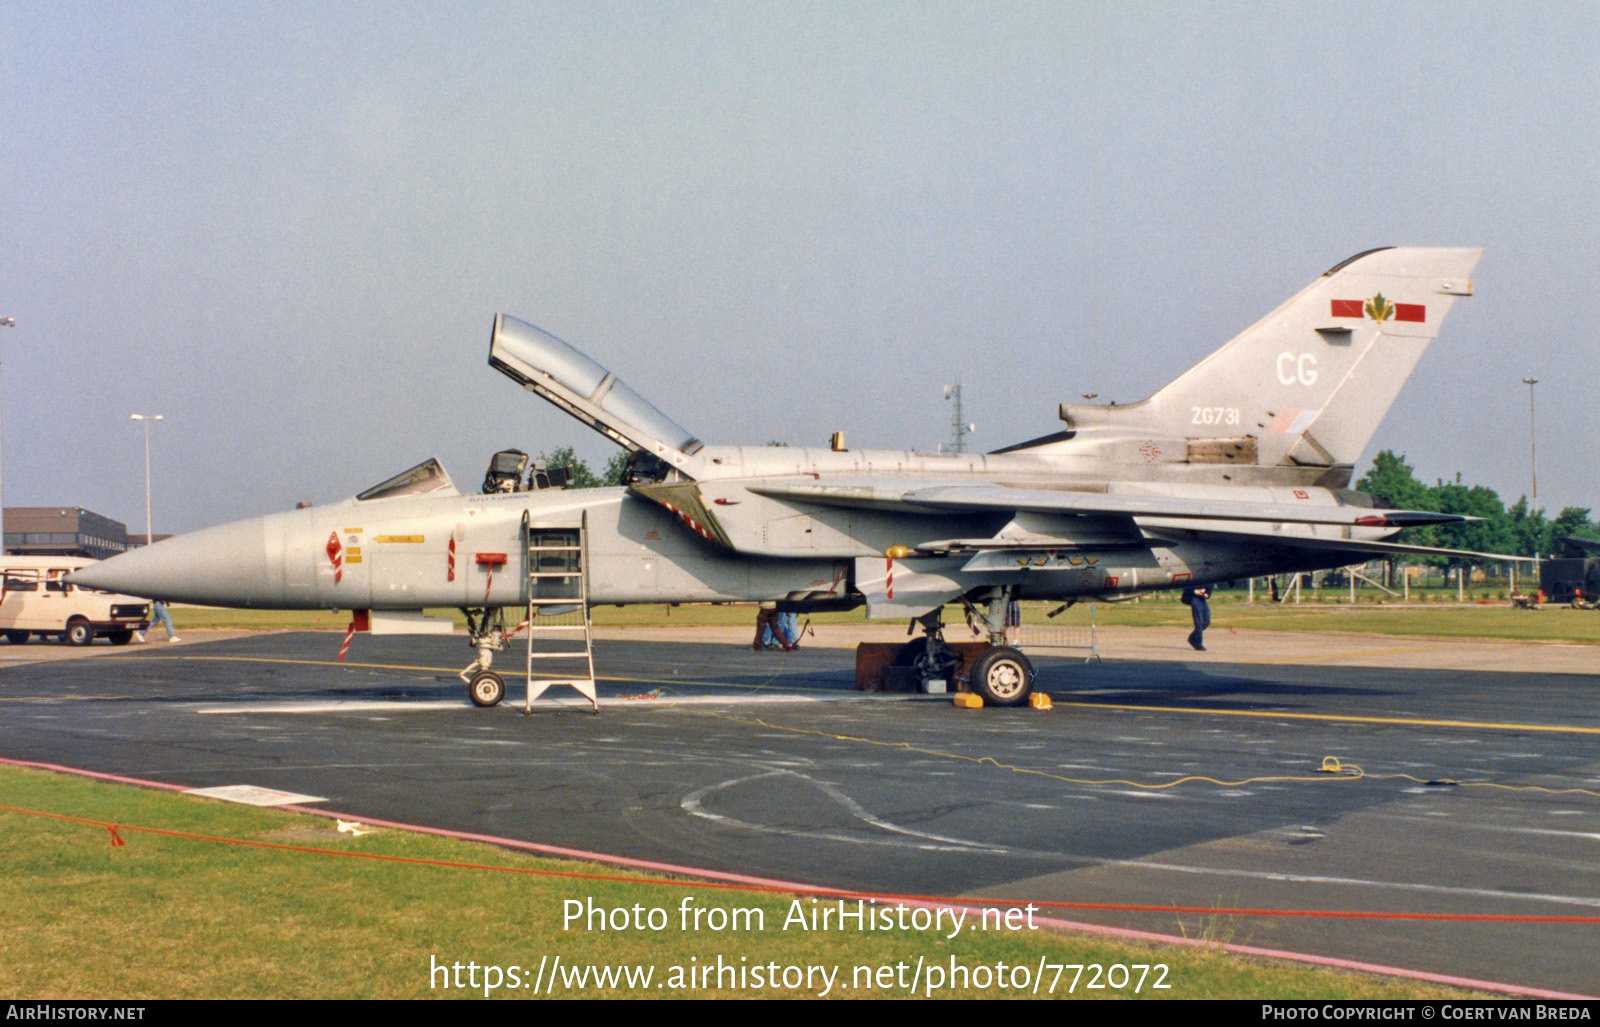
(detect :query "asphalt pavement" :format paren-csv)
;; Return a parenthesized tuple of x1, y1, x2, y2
(3, 628, 1598, 994)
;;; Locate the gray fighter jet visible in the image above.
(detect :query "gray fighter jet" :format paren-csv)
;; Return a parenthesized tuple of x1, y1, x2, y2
(75, 247, 1501, 707)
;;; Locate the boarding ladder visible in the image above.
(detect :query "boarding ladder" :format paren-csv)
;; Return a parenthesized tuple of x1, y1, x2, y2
(520, 511, 598, 713)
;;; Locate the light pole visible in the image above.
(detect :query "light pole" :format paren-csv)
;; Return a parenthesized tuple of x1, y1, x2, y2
(1521, 377, 1538, 502)
(130, 414, 163, 546)
(0, 316, 13, 552)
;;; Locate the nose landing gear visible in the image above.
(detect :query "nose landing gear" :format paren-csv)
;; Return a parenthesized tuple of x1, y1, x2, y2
(459, 608, 520, 707)
(468, 669, 506, 708)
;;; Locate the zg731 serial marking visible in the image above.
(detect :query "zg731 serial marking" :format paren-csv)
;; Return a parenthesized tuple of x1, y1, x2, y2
(1190, 407, 1241, 426)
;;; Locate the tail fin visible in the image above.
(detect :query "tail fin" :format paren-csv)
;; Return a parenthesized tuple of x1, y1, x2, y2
(1051, 247, 1481, 475)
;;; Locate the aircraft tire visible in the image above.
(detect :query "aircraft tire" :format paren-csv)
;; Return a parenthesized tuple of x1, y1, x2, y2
(3, 630, 28, 644)
(891, 638, 960, 687)
(469, 670, 505, 708)
(107, 630, 134, 645)
(969, 646, 1033, 707)
(63, 618, 95, 647)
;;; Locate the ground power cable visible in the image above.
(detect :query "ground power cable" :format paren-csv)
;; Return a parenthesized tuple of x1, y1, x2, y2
(3, 799, 1598, 926)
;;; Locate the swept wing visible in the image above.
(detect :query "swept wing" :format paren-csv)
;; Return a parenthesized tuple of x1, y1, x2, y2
(747, 480, 1463, 530)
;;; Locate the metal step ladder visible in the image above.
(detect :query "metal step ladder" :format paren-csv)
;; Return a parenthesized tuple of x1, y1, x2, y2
(521, 511, 597, 713)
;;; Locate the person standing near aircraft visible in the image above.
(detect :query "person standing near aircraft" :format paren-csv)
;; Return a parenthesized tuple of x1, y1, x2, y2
(1182, 586, 1211, 651)
(135, 600, 180, 644)
(777, 609, 799, 650)
(753, 602, 783, 651)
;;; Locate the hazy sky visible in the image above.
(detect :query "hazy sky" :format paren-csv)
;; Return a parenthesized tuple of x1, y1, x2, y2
(3, 1, 1596, 533)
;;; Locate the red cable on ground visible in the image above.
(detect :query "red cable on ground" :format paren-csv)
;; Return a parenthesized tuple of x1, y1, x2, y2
(3, 800, 1598, 926)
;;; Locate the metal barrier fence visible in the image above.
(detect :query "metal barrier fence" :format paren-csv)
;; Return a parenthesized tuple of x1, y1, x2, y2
(1011, 601, 1100, 662)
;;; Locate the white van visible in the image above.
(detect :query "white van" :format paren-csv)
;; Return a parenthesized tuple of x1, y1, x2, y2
(0, 556, 152, 646)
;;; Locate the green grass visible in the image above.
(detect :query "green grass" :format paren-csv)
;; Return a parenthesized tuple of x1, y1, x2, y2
(171, 599, 1600, 645)
(0, 766, 1485, 1000)
(1070, 597, 1600, 643)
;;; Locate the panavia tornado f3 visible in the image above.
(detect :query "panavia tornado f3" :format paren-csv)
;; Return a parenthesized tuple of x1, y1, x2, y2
(75, 246, 1505, 708)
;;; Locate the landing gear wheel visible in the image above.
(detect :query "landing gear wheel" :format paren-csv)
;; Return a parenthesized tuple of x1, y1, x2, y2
(969, 646, 1033, 707)
(4, 630, 28, 644)
(468, 670, 506, 708)
(891, 637, 960, 691)
(63, 619, 94, 647)
(890, 639, 925, 668)
(107, 630, 134, 646)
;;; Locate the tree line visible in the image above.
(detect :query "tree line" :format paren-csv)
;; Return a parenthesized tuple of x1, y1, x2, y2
(1357, 450, 1598, 560)
(536, 446, 632, 488)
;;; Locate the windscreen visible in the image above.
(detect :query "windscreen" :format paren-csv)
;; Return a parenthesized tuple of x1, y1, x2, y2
(356, 458, 457, 501)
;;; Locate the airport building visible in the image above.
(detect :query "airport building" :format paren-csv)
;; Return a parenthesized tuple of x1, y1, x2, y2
(2, 507, 135, 561)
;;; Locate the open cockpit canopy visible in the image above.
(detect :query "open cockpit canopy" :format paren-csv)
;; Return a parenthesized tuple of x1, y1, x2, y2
(488, 315, 702, 464)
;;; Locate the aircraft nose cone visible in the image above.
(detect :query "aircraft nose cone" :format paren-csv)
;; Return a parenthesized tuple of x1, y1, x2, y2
(71, 517, 275, 605)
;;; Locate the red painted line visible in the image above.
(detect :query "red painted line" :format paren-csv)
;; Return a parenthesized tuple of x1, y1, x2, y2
(0, 755, 814, 892)
(281, 803, 822, 892)
(1, 755, 1592, 999)
(2, 757, 191, 793)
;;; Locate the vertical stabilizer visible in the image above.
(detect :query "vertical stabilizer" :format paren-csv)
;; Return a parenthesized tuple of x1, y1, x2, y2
(1054, 247, 1481, 475)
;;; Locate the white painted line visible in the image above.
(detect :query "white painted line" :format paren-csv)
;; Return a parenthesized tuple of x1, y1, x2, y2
(196, 701, 473, 714)
(184, 784, 327, 806)
(193, 694, 838, 715)
(682, 769, 1007, 854)
(608, 695, 834, 706)
(1124, 859, 1600, 909)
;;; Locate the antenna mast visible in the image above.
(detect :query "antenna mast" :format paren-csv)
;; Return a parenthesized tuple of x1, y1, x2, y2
(944, 379, 975, 454)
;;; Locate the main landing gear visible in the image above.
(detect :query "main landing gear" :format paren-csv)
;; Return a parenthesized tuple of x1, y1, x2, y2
(968, 645, 1034, 706)
(896, 589, 1036, 706)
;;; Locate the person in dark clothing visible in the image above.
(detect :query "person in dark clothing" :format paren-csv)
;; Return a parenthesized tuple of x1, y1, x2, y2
(1182, 585, 1211, 651)
(753, 602, 784, 651)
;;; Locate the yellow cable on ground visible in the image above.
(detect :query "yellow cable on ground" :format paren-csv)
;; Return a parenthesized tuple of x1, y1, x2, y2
(688, 709, 1365, 791)
(1360, 771, 1600, 800)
